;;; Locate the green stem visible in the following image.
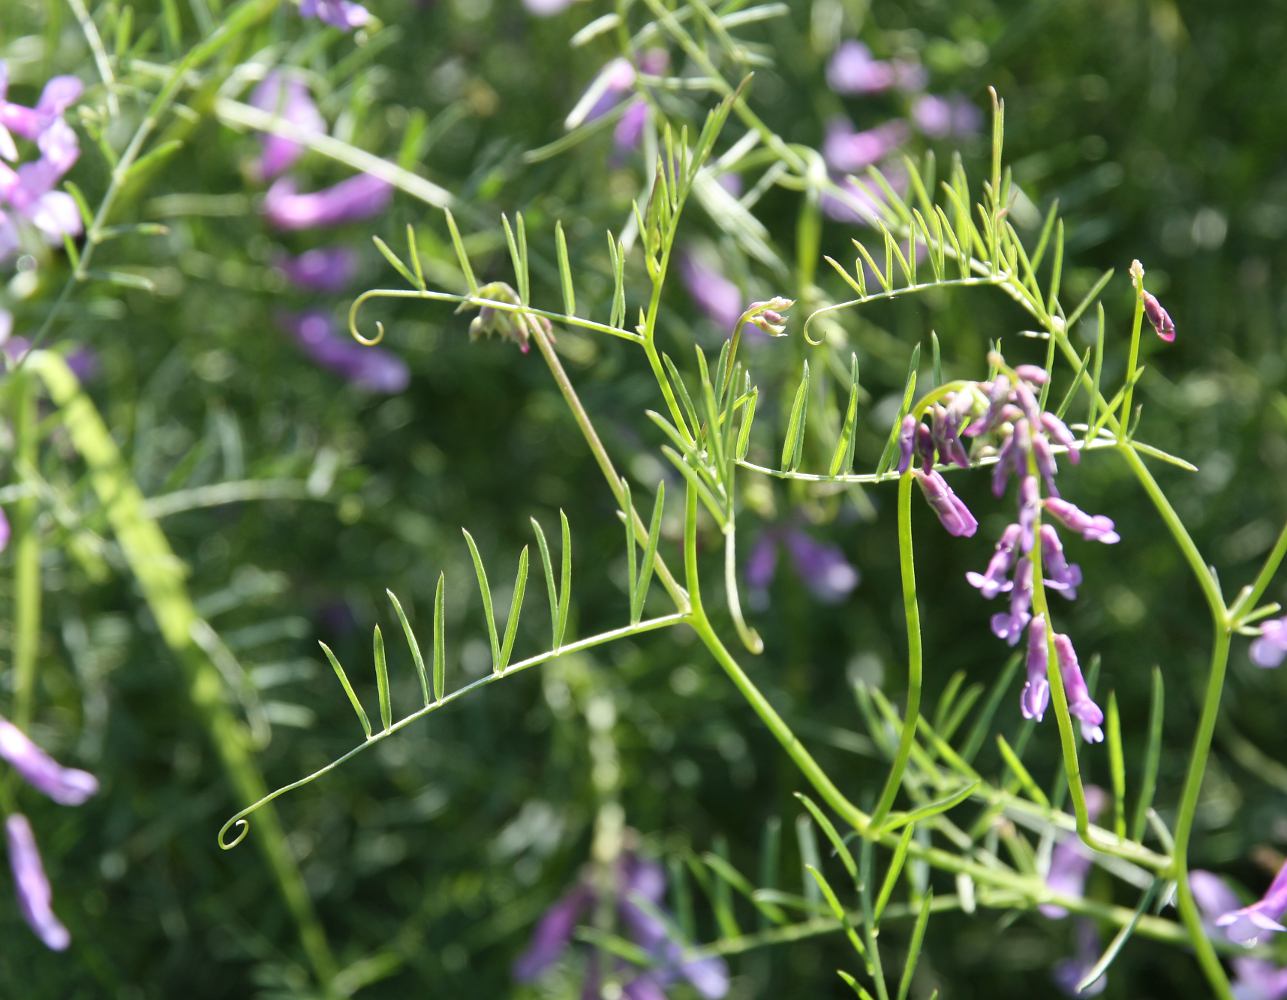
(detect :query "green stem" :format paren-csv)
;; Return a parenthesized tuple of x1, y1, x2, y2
(869, 474, 921, 829)
(10, 374, 41, 730)
(1119, 268, 1146, 432)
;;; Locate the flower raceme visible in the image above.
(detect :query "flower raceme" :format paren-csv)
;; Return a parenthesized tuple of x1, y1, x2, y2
(896, 361, 1114, 740)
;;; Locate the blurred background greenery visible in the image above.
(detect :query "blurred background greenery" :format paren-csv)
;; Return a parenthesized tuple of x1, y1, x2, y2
(2, 0, 1285, 996)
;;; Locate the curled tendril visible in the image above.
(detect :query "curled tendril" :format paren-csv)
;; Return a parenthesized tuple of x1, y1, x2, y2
(348, 289, 390, 345)
(218, 815, 251, 850)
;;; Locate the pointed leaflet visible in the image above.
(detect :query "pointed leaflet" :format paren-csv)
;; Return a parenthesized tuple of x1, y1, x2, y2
(433, 571, 446, 702)
(828, 353, 861, 477)
(781, 361, 811, 472)
(498, 546, 530, 671)
(461, 529, 501, 673)
(373, 625, 391, 731)
(320, 641, 372, 739)
(387, 589, 429, 706)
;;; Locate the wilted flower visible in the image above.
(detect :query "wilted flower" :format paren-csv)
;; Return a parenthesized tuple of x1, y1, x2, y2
(6, 814, 70, 950)
(461, 281, 552, 354)
(274, 246, 358, 292)
(514, 848, 728, 999)
(0, 715, 98, 805)
(248, 72, 325, 181)
(263, 174, 392, 230)
(1053, 919, 1107, 997)
(1142, 290, 1175, 343)
(1215, 861, 1287, 946)
(911, 94, 983, 139)
(747, 524, 860, 605)
(745, 297, 793, 337)
(915, 469, 978, 538)
(277, 310, 409, 392)
(299, 0, 371, 29)
(1250, 616, 1287, 669)
(1040, 786, 1108, 918)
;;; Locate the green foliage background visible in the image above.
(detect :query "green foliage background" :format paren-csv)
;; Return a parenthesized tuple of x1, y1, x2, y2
(2, 0, 1285, 997)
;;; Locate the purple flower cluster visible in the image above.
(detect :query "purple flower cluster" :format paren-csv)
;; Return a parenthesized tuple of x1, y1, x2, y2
(819, 42, 981, 223)
(897, 363, 1116, 740)
(0, 61, 83, 261)
(515, 848, 729, 999)
(299, 0, 371, 30)
(246, 72, 406, 392)
(0, 714, 100, 949)
(565, 50, 669, 158)
(747, 522, 860, 605)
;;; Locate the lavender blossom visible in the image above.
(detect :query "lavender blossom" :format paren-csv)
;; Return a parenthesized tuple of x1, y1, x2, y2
(1040, 786, 1108, 918)
(515, 849, 729, 998)
(1053, 632, 1104, 743)
(1053, 919, 1107, 997)
(1250, 617, 1287, 669)
(1018, 474, 1040, 553)
(1044, 498, 1120, 545)
(679, 252, 744, 332)
(825, 42, 925, 94)
(0, 716, 98, 805)
(966, 523, 1020, 599)
(299, 0, 371, 29)
(822, 118, 909, 174)
(747, 525, 859, 605)
(6, 814, 70, 950)
(1041, 412, 1081, 464)
(1191, 870, 1245, 937)
(0, 68, 83, 145)
(263, 174, 392, 230)
(614, 98, 650, 153)
(1021, 613, 1050, 721)
(248, 72, 325, 181)
(1040, 526, 1083, 599)
(1216, 862, 1287, 946)
(277, 310, 409, 392)
(896, 414, 918, 475)
(275, 246, 359, 292)
(931, 405, 970, 468)
(1231, 958, 1287, 1000)
(911, 94, 983, 139)
(566, 50, 668, 130)
(1142, 290, 1176, 343)
(915, 469, 978, 538)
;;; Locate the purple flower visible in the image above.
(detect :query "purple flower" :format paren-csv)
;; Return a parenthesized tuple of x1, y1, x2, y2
(614, 98, 650, 153)
(896, 414, 918, 474)
(6, 814, 70, 950)
(0, 67, 83, 145)
(822, 118, 909, 174)
(274, 246, 359, 292)
(0, 508, 9, 553)
(1142, 290, 1175, 343)
(0, 715, 98, 805)
(515, 849, 729, 999)
(747, 525, 859, 605)
(825, 42, 924, 94)
(930, 405, 969, 468)
(524, 0, 574, 13)
(1018, 475, 1040, 553)
(915, 469, 977, 538)
(679, 252, 744, 332)
(1041, 412, 1081, 464)
(567, 51, 668, 130)
(1191, 869, 1245, 937)
(1250, 617, 1287, 669)
(1040, 786, 1108, 918)
(299, 0, 371, 29)
(1053, 632, 1103, 743)
(263, 174, 392, 230)
(1021, 613, 1051, 721)
(277, 310, 409, 392)
(1040, 526, 1082, 599)
(966, 523, 1020, 599)
(1216, 862, 1287, 946)
(911, 94, 983, 140)
(1053, 919, 1107, 997)
(248, 72, 325, 181)
(1232, 958, 1287, 1000)
(3, 336, 98, 383)
(1044, 498, 1120, 545)
(990, 557, 1032, 645)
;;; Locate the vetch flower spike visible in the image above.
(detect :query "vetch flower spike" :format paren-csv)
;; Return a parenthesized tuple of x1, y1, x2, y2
(0, 715, 99, 805)
(6, 814, 71, 950)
